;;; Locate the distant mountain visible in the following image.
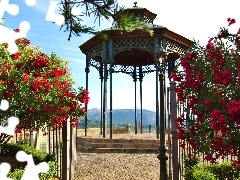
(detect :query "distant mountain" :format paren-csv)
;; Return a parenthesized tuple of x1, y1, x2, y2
(81, 108, 157, 125)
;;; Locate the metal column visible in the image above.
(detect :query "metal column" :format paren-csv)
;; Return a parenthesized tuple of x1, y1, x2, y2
(134, 66, 137, 134)
(110, 63, 113, 139)
(109, 39, 113, 139)
(156, 68, 160, 139)
(102, 63, 108, 138)
(158, 73, 168, 180)
(100, 63, 103, 135)
(139, 66, 143, 134)
(102, 41, 107, 138)
(84, 55, 90, 137)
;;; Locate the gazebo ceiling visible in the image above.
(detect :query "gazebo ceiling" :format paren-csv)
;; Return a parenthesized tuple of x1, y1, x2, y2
(114, 49, 154, 66)
(93, 49, 180, 67)
(93, 49, 154, 66)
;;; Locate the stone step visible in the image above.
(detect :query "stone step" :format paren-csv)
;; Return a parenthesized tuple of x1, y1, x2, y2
(78, 147, 158, 154)
(77, 137, 165, 154)
(77, 137, 160, 144)
(78, 142, 159, 149)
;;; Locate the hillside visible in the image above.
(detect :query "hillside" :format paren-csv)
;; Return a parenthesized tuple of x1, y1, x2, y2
(81, 108, 157, 125)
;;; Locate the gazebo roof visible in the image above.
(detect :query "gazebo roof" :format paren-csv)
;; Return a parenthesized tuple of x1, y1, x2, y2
(122, 6, 157, 24)
(79, 4, 193, 68)
(79, 27, 193, 54)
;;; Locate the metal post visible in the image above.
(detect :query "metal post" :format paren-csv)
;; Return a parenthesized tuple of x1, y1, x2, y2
(62, 118, 70, 180)
(156, 68, 160, 139)
(157, 73, 168, 180)
(167, 87, 172, 180)
(70, 119, 77, 179)
(134, 66, 137, 134)
(100, 77, 103, 135)
(140, 66, 143, 134)
(170, 81, 179, 180)
(109, 39, 113, 139)
(102, 41, 108, 138)
(103, 63, 108, 138)
(100, 63, 103, 135)
(85, 55, 90, 137)
(110, 63, 113, 139)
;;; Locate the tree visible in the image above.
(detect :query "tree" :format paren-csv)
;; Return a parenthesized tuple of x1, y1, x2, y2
(171, 18, 240, 165)
(58, 0, 153, 40)
(0, 28, 89, 145)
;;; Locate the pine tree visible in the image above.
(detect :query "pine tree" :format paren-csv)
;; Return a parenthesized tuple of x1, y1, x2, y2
(58, 0, 153, 40)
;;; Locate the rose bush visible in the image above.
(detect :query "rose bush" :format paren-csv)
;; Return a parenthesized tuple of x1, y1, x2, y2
(0, 28, 89, 144)
(171, 18, 240, 165)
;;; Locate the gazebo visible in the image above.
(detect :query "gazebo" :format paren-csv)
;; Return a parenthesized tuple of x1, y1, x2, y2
(79, 2, 192, 138)
(79, 3, 193, 179)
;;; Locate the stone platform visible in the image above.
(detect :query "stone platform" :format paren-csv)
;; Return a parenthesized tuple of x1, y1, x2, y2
(77, 133, 165, 153)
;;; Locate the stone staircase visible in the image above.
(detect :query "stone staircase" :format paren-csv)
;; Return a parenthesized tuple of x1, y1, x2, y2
(77, 137, 160, 153)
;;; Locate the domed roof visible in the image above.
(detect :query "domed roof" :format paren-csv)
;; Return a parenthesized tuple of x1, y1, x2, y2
(121, 2, 157, 24)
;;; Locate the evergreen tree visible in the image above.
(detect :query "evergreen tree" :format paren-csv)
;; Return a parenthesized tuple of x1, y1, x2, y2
(58, 0, 153, 40)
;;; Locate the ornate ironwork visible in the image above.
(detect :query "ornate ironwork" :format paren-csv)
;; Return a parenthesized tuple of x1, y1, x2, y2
(143, 64, 156, 72)
(106, 41, 110, 62)
(86, 37, 189, 81)
(113, 38, 155, 55)
(166, 40, 186, 55)
(88, 44, 102, 59)
(89, 57, 101, 71)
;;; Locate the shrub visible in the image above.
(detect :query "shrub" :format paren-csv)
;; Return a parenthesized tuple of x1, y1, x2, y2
(173, 17, 240, 163)
(185, 155, 200, 169)
(185, 166, 216, 180)
(203, 162, 240, 180)
(1, 140, 57, 180)
(0, 33, 89, 146)
(184, 157, 240, 180)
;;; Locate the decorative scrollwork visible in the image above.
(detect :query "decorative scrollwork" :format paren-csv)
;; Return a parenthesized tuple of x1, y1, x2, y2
(89, 58, 101, 71)
(142, 64, 156, 75)
(86, 37, 188, 81)
(88, 44, 102, 59)
(112, 65, 134, 74)
(113, 38, 155, 55)
(166, 40, 186, 55)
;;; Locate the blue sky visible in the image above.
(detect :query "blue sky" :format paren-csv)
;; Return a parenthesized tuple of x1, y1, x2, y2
(2, 0, 240, 111)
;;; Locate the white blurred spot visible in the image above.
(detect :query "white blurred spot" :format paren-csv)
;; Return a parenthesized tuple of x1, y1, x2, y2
(46, 1, 65, 26)
(71, 6, 82, 16)
(0, 99, 9, 111)
(25, 0, 37, 6)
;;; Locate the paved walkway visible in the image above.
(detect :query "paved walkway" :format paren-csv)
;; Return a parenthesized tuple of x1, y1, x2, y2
(72, 153, 160, 180)
(74, 133, 168, 179)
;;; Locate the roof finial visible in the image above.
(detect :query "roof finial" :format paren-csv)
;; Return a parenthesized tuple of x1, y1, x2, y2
(133, 1, 137, 7)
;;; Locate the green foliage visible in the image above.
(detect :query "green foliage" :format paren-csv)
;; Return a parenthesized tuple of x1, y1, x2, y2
(79, 119, 100, 128)
(173, 18, 240, 161)
(1, 140, 57, 180)
(2, 140, 56, 163)
(112, 8, 153, 34)
(185, 156, 200, 169)
(185, 158, 240, 180)
(7, 169, 25, 180)
(58, 0, 153, 40)
(185, 166, 216, 180)
(78, 119, 127, 128)
(0, 35, 88, 142)
(203, 162, 240, 180)
(79, 119, 156, 133)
